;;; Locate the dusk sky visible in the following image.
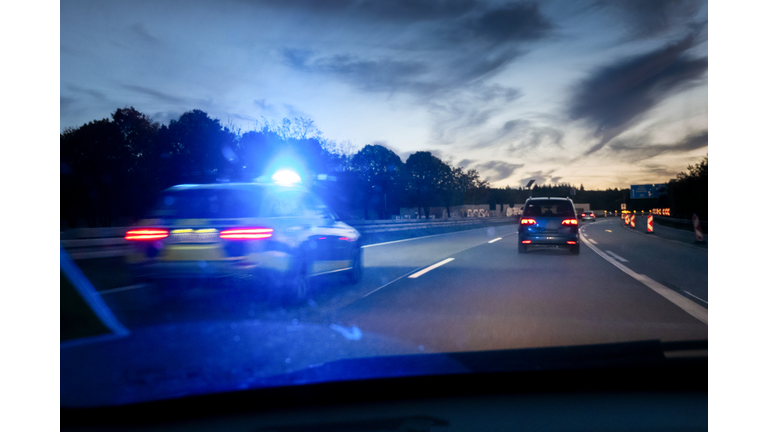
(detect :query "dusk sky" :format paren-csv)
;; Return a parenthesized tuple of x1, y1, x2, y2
(60, 0, 708, 189)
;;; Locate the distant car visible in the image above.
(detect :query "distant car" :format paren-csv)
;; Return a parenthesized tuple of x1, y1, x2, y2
(124, 182, 362, 303)
(518, 197, 580, 254)
(580, 211, 596, 222)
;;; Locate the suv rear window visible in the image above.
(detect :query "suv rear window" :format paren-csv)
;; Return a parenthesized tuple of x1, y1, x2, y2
(148, 188, 264, 219)
(522, 200, 576, 218)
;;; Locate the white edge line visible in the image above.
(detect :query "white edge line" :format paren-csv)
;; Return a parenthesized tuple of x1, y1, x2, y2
(362, 231, 468, 248)
(362, 229, 517, 248)
(683, 290, 709, 304)
(311, 267, 353, 277)
(588, 238, 598, 245)
(408, 258, 455, 279)
(579, 229, 707, 325)
(604, 250, 629, 263)
(488, 237, 503, 243)
(363, 268, 423, 298)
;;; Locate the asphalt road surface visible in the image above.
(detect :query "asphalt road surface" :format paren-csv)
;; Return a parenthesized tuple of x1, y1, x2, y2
(63, 218, 708, 405)
(95, 218, 707, 352)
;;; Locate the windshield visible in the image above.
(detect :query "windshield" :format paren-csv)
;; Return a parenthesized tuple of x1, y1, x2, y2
(149, 188, 264, 219)
(522, 201, 576, 218)
(60, 0, 708, 411)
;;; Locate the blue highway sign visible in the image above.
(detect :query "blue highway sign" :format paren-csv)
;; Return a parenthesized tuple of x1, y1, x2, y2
(631, 184, 663, 199)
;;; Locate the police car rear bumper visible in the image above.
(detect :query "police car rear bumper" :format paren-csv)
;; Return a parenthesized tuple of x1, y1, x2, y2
(127, 261, 292, 284)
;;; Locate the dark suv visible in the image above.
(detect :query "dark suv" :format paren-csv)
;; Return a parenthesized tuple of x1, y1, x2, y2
(518, 197, 580, 254)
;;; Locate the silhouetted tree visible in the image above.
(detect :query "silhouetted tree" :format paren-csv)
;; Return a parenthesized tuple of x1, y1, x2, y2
(155, 109, 239, 186)
(350, 144, 404, 219)
(671, 154, 707, 219)
(405, 151, 450, 217)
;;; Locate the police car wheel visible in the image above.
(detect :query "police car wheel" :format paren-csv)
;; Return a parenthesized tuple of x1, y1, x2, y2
(347, 248, 363, 284)
(286, 273, 309, 304)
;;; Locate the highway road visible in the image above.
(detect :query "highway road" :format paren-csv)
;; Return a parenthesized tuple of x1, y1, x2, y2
(62, 218, 708, 405)
(93, 218, 707, 351)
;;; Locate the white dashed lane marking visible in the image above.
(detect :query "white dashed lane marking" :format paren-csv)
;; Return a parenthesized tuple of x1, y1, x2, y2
(408, 258, 455, 279)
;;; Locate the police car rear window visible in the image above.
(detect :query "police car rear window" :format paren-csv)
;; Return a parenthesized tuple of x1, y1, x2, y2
(522, 201, 576, 218)
(148, 189, 264, 219)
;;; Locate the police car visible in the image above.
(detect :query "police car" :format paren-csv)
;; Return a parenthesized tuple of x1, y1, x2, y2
(124, 178, 362, 303)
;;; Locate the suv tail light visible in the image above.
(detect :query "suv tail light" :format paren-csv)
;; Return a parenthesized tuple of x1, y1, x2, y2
(562, 219, 578, 225)
(219, 228, 273, 240)
(520, 218, 536, 225)
(125, 229, 169, 241)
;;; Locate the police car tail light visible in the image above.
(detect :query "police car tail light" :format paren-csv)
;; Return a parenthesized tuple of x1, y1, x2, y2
(125, 229, 169, 241)
(562, 219, 578, 225)
(520, 218, 536, 225)
(219, 228, 273, 240)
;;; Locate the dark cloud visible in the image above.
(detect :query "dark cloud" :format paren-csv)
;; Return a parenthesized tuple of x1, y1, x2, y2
(355, 0, 479, 22)
(465, 1, 554, 43)
(608, 130, 707, 160)
(457, 159, 476, 168)
(129, 23, 161, 45)
(252, 0, 479, 23)
(123, 84, 190, 105)
(520, 169, 557, 187)
(507, 125, 563, 155)
(639, 163, 680, 179)
(67, 85, 107, 101)
(568, 31, 707, 155)
(597, 0, 706, 40)
(471, 118, 563, 155)
(474, 160, 524, 182)
(279, 2, 553, 98)
(429, 84, 523, 143)
(308, 54, 435, 94)
(60, 97, 75, 112)
(275, 2, 554, 146)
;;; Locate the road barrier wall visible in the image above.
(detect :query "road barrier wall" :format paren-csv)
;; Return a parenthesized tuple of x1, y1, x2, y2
(653, 215, 708, 234)
(61, 217, 520, 260)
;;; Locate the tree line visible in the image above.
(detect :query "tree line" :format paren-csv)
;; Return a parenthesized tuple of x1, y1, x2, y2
(60, 107, 706, 227)
(60, 107, 492, 226)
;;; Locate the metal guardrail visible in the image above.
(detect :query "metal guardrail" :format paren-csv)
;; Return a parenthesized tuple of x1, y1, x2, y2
(60, 217, 520, 260)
